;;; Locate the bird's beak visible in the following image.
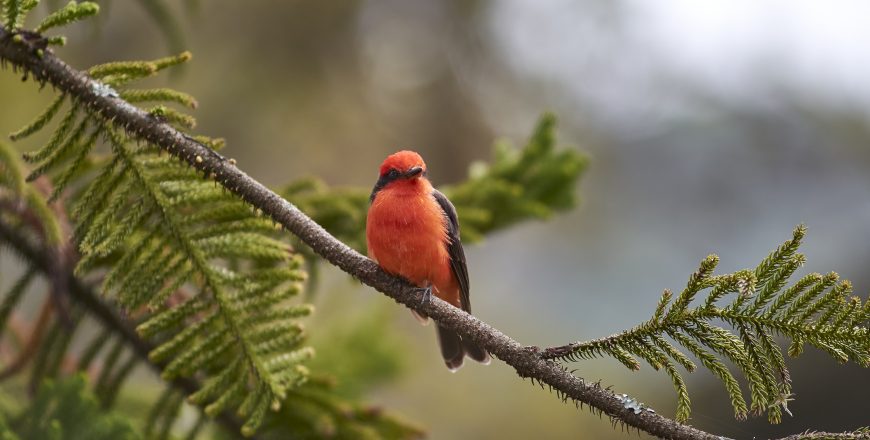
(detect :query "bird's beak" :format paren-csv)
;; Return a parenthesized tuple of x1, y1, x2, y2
(405, 166, 424, 178)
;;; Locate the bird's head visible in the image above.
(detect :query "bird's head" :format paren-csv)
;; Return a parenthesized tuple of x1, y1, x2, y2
(378, 150, 427, 183)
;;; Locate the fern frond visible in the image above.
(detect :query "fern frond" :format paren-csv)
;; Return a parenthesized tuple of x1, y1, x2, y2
(755, 224, 805, 285)
(25, 118, 89, 183)
(157, 390, 184, 439)
(120, 88, 198, 108)
(153, 51, 192, 70)
(90, 61, 158, 79)
(60, 128, 316, 435)
(149, 105, 196, 129)
(669, 254, 719, 318)
(547, 226, 870, 423)
(49, 123, 101, 201)
(14, 55, 193, 206)
(446, 113, 589, 242)
(2, 0, 37, 29)
(77, 330, 111, 370)
(263, 378, 426, 439)
(46, 35, 66, 46)
(7, 49, 311, 434)
(0, 141, 25, 192)
(0, 269, 35, 331)
(669, 329, 748, 419)
(28, 308, 71, 390)
(1, 144, 63, 245)
(35, 1, 100, 33)
(21, 106, 81, 164)
(96, 353, 138, 408)
(9, 94, 66, 141)
(98, 52, 192, 86)
(0, 26, 432, 439)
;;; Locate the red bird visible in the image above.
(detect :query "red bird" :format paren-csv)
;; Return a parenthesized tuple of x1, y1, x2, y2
(366, 150, 490, 371)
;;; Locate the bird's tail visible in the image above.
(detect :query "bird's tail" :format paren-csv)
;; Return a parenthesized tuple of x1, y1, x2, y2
(437, 325, 491, 372)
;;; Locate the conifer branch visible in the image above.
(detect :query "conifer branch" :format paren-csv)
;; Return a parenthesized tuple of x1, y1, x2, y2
(2, 23, 867, 440)
(0, 218, 251, 438)
(542, 226, 869, 424)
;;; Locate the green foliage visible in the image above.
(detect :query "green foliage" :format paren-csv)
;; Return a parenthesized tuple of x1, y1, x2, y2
(5, 1, 868, 438)
(4, 7, 313, 432)
(88, 52, 191, 87)
(0, 140, 26, 193)
(0, 375, 140, 440)
(75, 124, 312, 434)
(260, 379, 424, 440)
(144, 389, 202, 440)
(0, 25, 434, 438)
(548, 226, 870, 423)
(2, 3, 575, 438)
(9, 95, 66, 142)
(120, 88, 198, 108)
(0, 269, 35, 333)
(0, 141, 62, 244)
(2, 0, 38, 29)
(2, 142, 187, 438)
(446, 113, 588, 242)
(35, 1, 99, 33)
(281, 178, 370, 256)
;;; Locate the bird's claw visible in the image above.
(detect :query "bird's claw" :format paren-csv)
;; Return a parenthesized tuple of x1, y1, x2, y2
(416, 286, 433, 307)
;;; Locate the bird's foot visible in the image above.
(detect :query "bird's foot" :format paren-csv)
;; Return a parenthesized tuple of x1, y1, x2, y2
(416, 286, 433, 307)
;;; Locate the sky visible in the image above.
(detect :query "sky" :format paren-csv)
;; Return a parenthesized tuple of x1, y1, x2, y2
(489, 0, 870, 135)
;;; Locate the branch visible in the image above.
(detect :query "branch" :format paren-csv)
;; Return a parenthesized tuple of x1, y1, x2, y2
(0, 24, 858, 440)
(0, 218, 250, 438)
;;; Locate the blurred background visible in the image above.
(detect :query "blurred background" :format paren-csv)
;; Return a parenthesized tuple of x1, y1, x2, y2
(2, 1, 870, 438)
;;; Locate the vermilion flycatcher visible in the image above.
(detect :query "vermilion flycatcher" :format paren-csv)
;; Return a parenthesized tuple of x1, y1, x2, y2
(366, 150, 491, 371)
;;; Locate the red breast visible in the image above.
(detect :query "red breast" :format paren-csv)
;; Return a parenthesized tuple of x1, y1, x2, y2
(366, 151, 459, 306)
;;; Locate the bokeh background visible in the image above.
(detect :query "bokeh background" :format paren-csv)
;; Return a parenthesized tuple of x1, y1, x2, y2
(2, 1, 870, 438)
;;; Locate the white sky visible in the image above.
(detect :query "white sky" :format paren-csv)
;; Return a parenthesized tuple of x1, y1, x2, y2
(491, 1, 870, 123)
(633, 0, 870, 103)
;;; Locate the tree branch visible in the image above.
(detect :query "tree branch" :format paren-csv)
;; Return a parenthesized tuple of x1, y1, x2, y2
(0, 24, 858, 440)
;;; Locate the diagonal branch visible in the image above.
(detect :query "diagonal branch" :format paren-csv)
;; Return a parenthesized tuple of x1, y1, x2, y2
(0, 24, 859, 440)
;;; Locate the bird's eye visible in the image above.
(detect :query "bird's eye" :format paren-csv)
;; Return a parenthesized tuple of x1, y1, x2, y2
(387, 169, 400, 178)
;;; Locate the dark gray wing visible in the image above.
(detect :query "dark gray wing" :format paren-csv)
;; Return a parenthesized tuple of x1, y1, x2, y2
(432, 189, 471, 313)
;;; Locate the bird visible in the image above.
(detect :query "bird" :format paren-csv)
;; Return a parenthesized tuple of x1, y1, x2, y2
(366, 150, 491, 371)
